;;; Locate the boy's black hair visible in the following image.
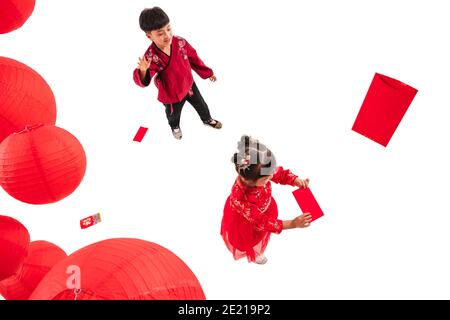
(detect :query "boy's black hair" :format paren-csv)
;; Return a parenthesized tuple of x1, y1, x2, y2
(232, 135, 277, 182)
(139, 7, 170, 32)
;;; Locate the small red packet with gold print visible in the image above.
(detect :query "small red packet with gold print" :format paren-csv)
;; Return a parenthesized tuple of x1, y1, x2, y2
(80, 213, 102, 229)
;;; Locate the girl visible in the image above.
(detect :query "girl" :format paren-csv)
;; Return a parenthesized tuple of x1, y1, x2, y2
(221, 136, 312, 264)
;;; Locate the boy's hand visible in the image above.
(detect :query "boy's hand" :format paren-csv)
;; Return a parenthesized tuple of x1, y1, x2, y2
(294, 178, 309, 189)
(209, 74, 217, 82)
(293, 213, 312, 228)
(138, 56, 151, 72)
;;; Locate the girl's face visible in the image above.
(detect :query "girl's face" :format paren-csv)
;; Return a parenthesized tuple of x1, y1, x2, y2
(254, 174, 273, 187)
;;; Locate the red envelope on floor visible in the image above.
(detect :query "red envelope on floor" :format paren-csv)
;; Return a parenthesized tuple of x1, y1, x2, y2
(352, 73, 418, 147)
(80, 213, 102, 229)
(133, 126, 148, 142)
(292, 188, 324, 222)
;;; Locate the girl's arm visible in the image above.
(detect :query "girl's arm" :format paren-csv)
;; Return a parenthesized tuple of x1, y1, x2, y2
(282, 214, 312, 229)
(271, 166, 310, 188)
(270, 166, 298, 186)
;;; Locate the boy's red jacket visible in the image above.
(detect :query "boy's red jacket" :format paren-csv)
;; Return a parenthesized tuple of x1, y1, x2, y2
(133, 35, 213, 104)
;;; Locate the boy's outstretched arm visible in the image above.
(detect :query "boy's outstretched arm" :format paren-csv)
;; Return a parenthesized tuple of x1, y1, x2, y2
(138, 56, 150, 82)
(133, 55, 155, 87)
(185, 39, 215, 80)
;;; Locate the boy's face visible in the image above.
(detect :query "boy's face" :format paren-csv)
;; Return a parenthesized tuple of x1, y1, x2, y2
(146, 23, 173, 48)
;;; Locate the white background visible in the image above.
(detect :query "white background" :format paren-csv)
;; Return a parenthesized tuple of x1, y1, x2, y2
(1, 0, 450, 299)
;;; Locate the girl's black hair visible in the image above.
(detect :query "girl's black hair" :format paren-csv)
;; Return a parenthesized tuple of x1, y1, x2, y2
(232, 135, 277, 182)
(139, 7, 170, 32)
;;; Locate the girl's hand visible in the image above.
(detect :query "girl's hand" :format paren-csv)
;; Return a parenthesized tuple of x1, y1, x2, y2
(295, 178, 309, 189)
(138, 56, 151, 73)
(209, 74, 217, 82)
(292, 213, 312, 228)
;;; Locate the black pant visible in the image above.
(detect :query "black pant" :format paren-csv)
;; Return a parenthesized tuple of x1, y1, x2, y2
(164, 82, 212, 129)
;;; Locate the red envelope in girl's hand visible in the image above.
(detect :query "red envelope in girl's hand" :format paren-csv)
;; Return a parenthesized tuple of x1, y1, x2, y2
(292, 188, 324, 222)
(133, 126, 148, 142)
(352, 73, 418, 147)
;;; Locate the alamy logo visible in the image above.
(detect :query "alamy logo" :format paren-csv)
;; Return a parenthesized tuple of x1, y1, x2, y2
(66, 265, 81, 290)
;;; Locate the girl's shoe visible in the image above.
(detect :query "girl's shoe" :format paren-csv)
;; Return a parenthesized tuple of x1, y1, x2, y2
(254, 255, 268, 265)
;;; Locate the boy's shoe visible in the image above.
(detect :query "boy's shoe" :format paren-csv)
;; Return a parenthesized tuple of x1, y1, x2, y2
(171, 127, 182, 140)
(204, 119, 222, 129)
(254, 255, 268, 265)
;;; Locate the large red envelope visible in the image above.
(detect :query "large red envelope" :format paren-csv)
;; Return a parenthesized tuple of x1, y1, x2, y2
(292, 188, 324, 222)
(352, 73, 418, 147)
(133, 126, 148, 142)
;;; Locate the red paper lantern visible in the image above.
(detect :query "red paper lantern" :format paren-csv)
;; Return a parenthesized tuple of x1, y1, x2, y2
(0, 0, 35, 34)
(0, 57, 56, 143)
(29, 238, 206, 300)
(0, 124, 87, 205)
(0, 215, 30, 281)
(0, 241, 67, 300)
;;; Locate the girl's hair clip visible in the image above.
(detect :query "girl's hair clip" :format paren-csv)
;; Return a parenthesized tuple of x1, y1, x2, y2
(239, 154, 251, 171)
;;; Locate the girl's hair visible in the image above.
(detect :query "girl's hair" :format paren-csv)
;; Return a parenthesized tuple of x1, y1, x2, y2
(232, 135, 277, 182)
(139, 7, 170, 32)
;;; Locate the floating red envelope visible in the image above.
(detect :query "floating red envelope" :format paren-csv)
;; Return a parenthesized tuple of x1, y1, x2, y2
(292, 188, 324, 222)
(133, 127, 148, 142)
(352, 73, 418, 147)
(80, 213, 101, 229)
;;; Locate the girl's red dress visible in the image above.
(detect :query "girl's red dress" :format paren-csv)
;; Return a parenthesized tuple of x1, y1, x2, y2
(221, 166, 298, 262)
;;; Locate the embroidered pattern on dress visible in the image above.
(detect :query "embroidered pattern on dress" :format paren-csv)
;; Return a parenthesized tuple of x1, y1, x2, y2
(230, 198, 265, 231)
(268, 220, 281, 232)
(272, 167, 298, 186)
(285, 172, 298, 185)
(145, 49, 164, 72)
(176, 36, 188, 60)
(145, 49, 153, 61)
(230, 182, 274, 232)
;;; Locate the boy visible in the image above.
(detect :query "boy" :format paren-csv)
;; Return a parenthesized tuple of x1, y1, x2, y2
(133, 7, 222, 140)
